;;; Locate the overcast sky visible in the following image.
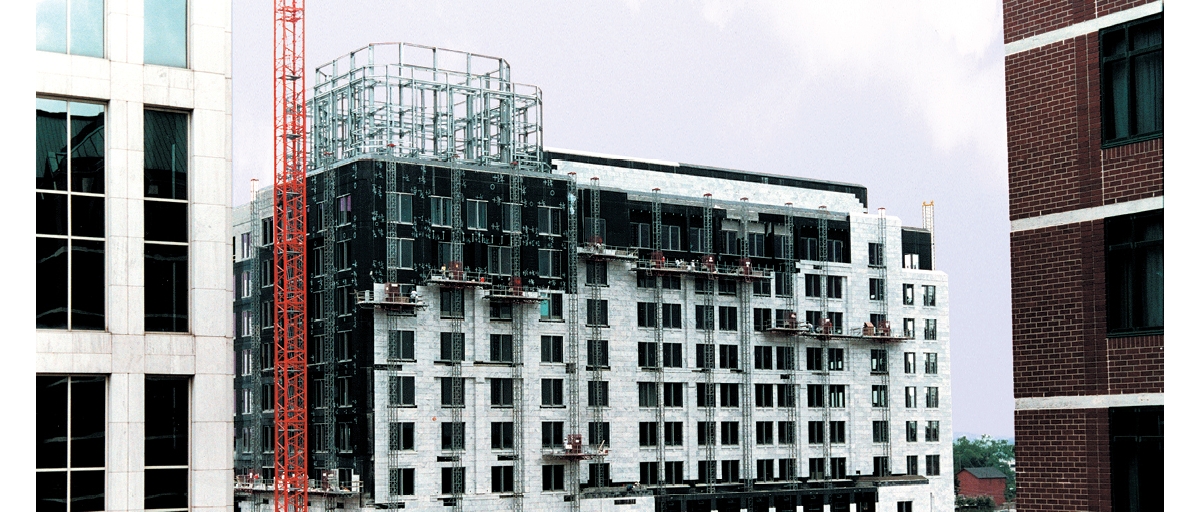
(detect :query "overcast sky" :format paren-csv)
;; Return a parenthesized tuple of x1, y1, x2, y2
(232, 0, 1015, 438)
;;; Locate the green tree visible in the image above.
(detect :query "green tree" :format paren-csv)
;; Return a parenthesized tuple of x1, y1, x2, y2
(952, 435, 1016, 501)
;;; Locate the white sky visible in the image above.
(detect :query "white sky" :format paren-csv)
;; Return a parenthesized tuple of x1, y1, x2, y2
(232, 0, 1014, 437)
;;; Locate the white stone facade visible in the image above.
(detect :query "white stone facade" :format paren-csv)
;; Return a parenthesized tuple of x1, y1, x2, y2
(35, 1, 234, 510)
(361, 163, 952, 511)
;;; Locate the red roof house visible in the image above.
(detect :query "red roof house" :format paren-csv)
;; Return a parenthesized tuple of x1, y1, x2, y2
(957, 467, 1007, 505)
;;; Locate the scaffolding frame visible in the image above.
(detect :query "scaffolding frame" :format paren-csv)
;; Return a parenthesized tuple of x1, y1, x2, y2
(310, 43, 545, 173)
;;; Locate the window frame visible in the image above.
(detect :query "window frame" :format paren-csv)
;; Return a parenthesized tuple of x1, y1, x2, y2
(1106, 210, 1164, 335)
(36, 98, 108, 331)
(1100, 14, 1164, 147)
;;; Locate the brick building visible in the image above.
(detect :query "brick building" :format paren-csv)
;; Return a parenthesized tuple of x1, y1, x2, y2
(1003, 2, 1164, 511)
(955, 467, 1007, 506)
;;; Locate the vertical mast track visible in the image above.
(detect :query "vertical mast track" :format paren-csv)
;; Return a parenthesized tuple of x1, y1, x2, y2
(565, 173, 581, 512)
(701, 193, 716, 491)
(588, 177, 606, 486)
(509, 168, 525, 512)
(818, 208, 831, 483)
(651, 189, 666, 490)
(876, 208, 892, 475)
(737, 198, 754, 500)
(449, 156, 465, 511)
(782, 203, 798, 484)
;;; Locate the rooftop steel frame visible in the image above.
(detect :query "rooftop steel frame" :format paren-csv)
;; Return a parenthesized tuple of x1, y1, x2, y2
(310, 43, 546, 173)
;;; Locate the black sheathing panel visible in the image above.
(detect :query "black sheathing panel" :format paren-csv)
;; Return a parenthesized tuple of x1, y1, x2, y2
(246, 156, 874, 485)
(901, 228, 933, 270)
(546, 150, 869, 208)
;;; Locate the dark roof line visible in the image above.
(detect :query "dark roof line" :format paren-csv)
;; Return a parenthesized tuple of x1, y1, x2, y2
(546, 149, 869, 208)
(961, 467, 1008, 479)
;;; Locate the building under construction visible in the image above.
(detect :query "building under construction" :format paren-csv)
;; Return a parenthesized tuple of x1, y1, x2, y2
(232, 43, 952, 512)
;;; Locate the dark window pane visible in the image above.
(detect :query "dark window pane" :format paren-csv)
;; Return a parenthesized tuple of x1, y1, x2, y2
(70, 0, 105, 58)
(146, 377, 189, 466)
(71, 469, 105, 511)
(36, 99, 69, 190)
(37, 238, 69, 329)
(1140, 245, 1164, 327)
(36, 0, 68, 53)
(1105, 60, 1129, 140)
(36, 193, 68, 236)
(37, 376, 69, 468)
(1131, 52, 1163, 135)
(69, 102, 104, 194)
(70, 376, 105, 468)
(145, 201, 187, 243)
(36, 471, 67, 512)
(145, 467, 188, 509)
(71, 240, 105, 330)
(144, 0, 188, 67)
(1129, 19, 1163, 50)
(72, 195, 105, 238)
(144, 110, 188, 199)
(1102, 29, 1125, 57)
(145, 244, 189, 332)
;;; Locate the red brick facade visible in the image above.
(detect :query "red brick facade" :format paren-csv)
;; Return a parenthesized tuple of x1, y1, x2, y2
(1014, 408, 1112, 512)
(956, 470, 1008, 505)
(1006, 35, 1164, 221)
(1005, 1, 1163, 511)
(1003, 0, 1157, 44)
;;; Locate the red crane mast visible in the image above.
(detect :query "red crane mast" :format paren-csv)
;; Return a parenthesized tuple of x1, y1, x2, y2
(273, 0, 308, 510)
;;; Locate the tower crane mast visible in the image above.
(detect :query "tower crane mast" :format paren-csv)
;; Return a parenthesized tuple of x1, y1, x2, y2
(272, 0, 308, 510)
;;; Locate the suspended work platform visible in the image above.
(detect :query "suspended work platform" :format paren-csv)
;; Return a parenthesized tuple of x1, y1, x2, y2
(766, 319, 913, 343)
(356, 283, 426, 311)
(577, 241, 638, 261)
(543, 435, 610, 461)
(427, 262, 490, 288)
(631, 253, 772, 280)
(483, 281, 543, 303)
